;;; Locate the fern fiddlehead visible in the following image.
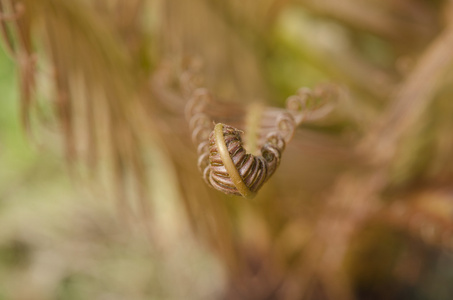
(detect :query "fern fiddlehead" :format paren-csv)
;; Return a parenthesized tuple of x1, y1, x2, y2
(182, 69, 335, 198)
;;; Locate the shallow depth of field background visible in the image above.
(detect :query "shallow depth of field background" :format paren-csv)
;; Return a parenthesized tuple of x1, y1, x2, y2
(0, 43, 224, 299)
(1, 1, 453, 299)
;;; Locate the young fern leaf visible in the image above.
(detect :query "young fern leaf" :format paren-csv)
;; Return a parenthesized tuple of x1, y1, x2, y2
(183, 68, 337, 198)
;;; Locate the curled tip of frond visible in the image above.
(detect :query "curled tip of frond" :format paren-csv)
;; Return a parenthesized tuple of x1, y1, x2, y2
(183, 72, 334, 198)
(286, 84, 340, 124)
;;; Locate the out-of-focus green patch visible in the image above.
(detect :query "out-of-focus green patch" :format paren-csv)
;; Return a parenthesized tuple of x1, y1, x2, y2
(264, 8, 331, 103)
(0, 43, 44, 195)
(353, 33, 395, 68)
(0, 238, 31, 269)
(56, 273, 94, 300)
